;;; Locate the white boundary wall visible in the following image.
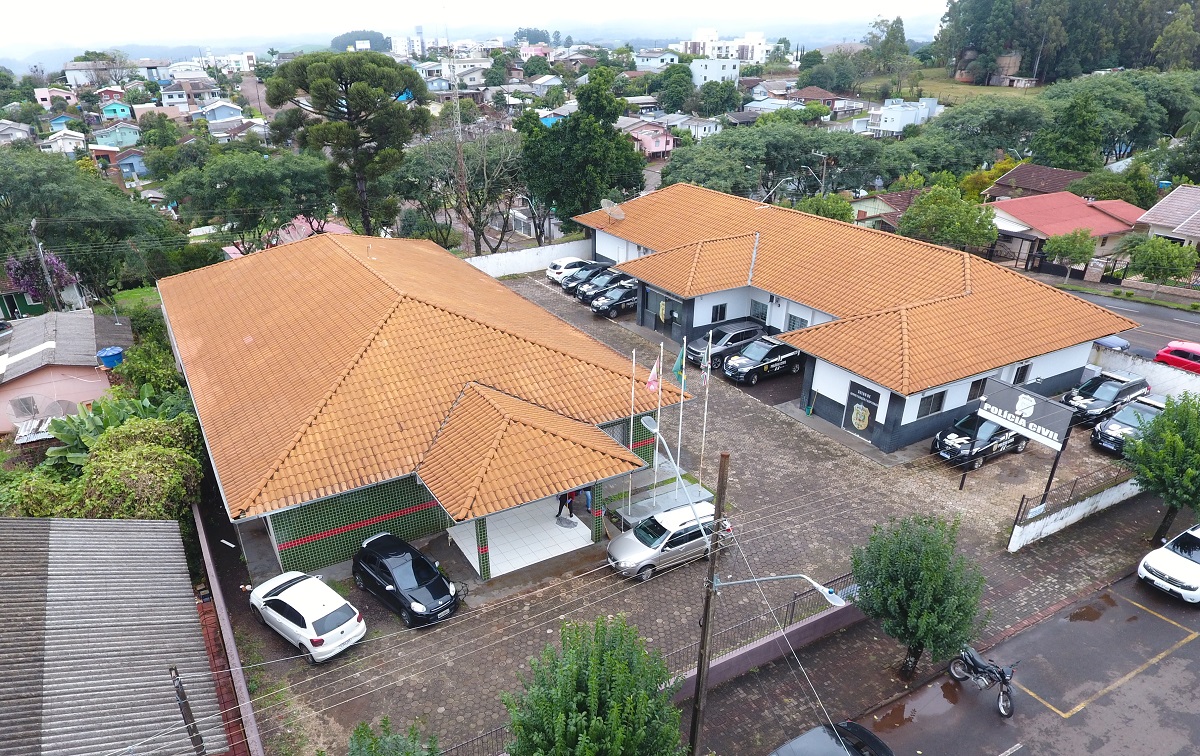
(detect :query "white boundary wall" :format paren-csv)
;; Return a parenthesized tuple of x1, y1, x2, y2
(1007, 479, 1141, 552)
(465, 239, 592, 278)
(1090, 346, 1200, 396)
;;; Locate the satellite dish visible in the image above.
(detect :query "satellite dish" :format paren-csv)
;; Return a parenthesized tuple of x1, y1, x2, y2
(600, 198, 625, 220)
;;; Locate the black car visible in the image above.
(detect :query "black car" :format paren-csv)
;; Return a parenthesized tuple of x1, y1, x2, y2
(591, 281, 637, 318)
(685, 321, 764, 371)
(351, 532, 459, 627)
(769, 720, 894, 756)
(932, 412, 1028, 470)
(560, 263, 608, 294)
(1062, 369, 1150, 425)
(576, 270, 632, 303)
(723, 336, 803, 385)
(1091, 394, 1166, 455)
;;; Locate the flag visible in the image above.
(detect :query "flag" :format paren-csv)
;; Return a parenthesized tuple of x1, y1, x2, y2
(671, 346, 685, 390)
(646, 357, 660, 393)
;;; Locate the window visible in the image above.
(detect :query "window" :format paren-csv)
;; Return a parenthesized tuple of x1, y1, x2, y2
(1100, 236, 1108, 247)
(917, 391, 946, 418)
(9, 396, 37, 419)
(1014, 363, 1031, 384)
(967, 378, 987, 401)
(711, 303, 727, 322)
(750, 299, 768, 323)
(786, 314, 808, 331)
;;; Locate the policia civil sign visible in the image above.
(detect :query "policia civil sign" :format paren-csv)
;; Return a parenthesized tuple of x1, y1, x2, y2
(976, 378, 1072, 451)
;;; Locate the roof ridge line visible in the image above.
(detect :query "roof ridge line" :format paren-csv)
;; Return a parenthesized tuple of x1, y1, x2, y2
(460, 410, 513, 515)
(684, 240, 702, 294)
(899, 307, 911, 394)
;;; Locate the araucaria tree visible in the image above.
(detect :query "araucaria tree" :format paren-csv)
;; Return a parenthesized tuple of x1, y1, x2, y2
(503, 616, 685, 756)
(1123, 392, 1200, 544)
(266, 52, 431, 236)
(851, 515, 986, 680)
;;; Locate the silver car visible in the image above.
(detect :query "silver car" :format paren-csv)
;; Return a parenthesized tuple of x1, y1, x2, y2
(606, 502, 731, 581)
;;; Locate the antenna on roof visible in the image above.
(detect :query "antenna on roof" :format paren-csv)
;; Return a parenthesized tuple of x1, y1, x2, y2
(601, 198, 625, 220)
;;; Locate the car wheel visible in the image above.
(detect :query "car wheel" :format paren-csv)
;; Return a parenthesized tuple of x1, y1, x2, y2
(1014, 438, 1028, 454)
(969, 456, 984, 471)
(608, 307, 618, 318)
(637, 565, 655, 582)
(353, 571, 365, 590)
(949, 658, 969, 681)
(251, 605, 265, 625)
(301, 645, 316, 665)
(789, 361, 801, 374)
(931, 440, 939, 454)
(748, 373, 759, 386)
(399, 607, 415, 628)
(709, 355, 723, 371)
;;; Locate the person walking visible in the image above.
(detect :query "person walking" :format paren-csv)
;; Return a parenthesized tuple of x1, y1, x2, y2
(556, 491, 575, 518)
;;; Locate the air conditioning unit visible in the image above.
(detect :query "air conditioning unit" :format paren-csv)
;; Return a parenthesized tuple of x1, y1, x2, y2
(768, 294, 777, 303)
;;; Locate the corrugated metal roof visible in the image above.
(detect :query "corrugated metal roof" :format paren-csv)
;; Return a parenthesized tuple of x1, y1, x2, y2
(1, 311, 131, 384)
(0, 518, 230, 756)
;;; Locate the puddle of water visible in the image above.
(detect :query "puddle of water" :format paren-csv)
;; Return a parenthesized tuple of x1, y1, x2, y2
(1100, 593, 1117, 607)
(1127, 615, 1139, 622)
(940, 680, 959, 705)
(1069, 605, 1103, 622)
(871, 681, 959, 733)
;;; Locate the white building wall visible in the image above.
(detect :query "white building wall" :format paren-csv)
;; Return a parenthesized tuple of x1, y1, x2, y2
(811, 361, 892, 419)
(689, 59, 740, 87)
(595, 230, 658, 264)
(692, 289, 754, 327)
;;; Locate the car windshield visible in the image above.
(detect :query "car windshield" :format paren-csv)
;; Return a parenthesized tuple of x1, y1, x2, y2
(590, 272, 618, 287)
(1112, 404, 1160, 426)
(709, 327, 731, 344)
(388, 554, 440, 590)
(313, 602, 357, 635)
(951, 414, 983, 434)
(1167, 531, 1200, 564)
(740, 341, 771, 361)
(567, 266, 599, 282)
(1076, 376, 1121, 401)
(633, 517, 669, 548)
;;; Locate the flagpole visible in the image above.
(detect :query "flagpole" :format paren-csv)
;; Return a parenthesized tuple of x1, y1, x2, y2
(652, 341, 664, 489)
(627, 348, 636, 517)
(698, 329, 714, 487)
(675, 338, 685, 498)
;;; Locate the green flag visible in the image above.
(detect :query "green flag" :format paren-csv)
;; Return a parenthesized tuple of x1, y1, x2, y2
(672, 346, 685, 389)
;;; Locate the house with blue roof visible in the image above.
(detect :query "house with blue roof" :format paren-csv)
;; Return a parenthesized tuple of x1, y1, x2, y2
(194, 100, 243, 123)
(114, 148, 148, 177)
(48, 113, 75, 132)
(101, 101, 133, 120)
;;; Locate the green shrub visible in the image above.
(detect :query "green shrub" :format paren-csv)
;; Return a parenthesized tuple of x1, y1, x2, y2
(17, 467, 85, 517)
(93, 414, 201, 458)
(117, 301, 169, 346)
(1190, 303, 1200, 311)
(80, 443, 202, 520)
(113, 341, 183, 394)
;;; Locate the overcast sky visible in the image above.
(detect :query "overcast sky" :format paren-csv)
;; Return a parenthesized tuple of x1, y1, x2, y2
(2, 0, 947, 60)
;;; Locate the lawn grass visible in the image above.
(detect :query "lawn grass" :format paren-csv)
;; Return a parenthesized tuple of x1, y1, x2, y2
(1057, 282, 1200, 312)
(113, 286, 161, 307)
(858, 67, 1044, 106)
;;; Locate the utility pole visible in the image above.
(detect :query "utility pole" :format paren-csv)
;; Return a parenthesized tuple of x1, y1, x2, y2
(689, 451, 729, 756)
(170, 665, 207, 756)
(811, 150, 829, 196)
(29, 220, 62, 311)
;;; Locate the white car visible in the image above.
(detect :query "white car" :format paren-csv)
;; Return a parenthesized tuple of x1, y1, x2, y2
(250, 571, 366, 662)
(546, 256, 588, 284)
(1138, 524, 1200, 603)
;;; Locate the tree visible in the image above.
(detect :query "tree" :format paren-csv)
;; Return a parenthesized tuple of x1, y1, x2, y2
(513, 27, 551, 45)
(484, 57, 507, 87)
(888, 170, 926, 192)
(538, 85, 566, 109)
(564, 35, 573, 47)
(330, 30, 391, 52)
(523, 55, 551, 78)
(697, 80, 741, 117)
(768, 37, 792, 65)
(435, 98, 480, 128)
(1066, 166, 1159, 208)
(5, 252, 76, 309)
(1043, 228, 1095, 281)
(1031, 94, 1104, 171)
(1126, 235, 1199, 297)
(266, 52, 431, 236)
(138, 111, 181, 149)
(1124, 392, 1200, 544)
(798, 49, 824, 68)
(552, 30, 562, 47)
(651, 64, 695, 114)
(794, 194, 854, 221)
(852, 515, 986, 680)
(348, 717, 438, 756)
(897, 186, 999, 248)
(502, 616, 684, 756)
(1153, 4, 1200, 70)
(927, 97, 1049, 166)
(960, 157, 1021, 201)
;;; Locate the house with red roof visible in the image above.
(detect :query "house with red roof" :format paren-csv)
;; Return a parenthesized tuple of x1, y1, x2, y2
(989, 191, 1144, 278)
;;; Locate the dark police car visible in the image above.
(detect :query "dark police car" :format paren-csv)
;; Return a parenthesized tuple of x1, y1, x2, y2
(352, 532, 459, 628)
(1091, 394, 1166, 455)
(1061, 369, 1150, 425)
(932, 412, 1029, 470)
(722, 336, 803, 385)
(576, 270, 632, 304)
(685, 321, 764, 371)
(591, 281, 637, 318)
(560, 263, 608, 294)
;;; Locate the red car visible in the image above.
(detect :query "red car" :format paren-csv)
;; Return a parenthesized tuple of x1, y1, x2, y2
(1154, 340, 1200, 374)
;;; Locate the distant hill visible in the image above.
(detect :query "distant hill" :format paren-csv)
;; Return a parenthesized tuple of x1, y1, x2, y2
(0, 40, 330, 74)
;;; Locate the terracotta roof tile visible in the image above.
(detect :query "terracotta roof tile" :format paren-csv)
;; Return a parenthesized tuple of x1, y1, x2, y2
(983, 163, 1089, 198)
(990, 192, 1141, 237)
(159, 235, 679, 520)
(616, 234, 758, 297)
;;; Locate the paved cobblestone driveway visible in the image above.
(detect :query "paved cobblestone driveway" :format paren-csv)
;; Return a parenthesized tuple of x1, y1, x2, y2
(250, 273, 1176, 755)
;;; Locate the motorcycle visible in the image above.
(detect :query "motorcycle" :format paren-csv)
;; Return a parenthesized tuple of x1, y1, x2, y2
(948, 645, 1021, 718)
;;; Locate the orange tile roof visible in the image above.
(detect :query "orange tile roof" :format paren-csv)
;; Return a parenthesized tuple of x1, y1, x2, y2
(579, 183, 1137, 395)
(158, 235, 677, 520)
(990, 192, 1141, 237)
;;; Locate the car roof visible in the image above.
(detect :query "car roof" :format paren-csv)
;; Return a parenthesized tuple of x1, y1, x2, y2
(1095, 369, 1144, 383)
(769, 721, 894, 756)
(362, 532, 419, 558)
(1133, 394, 1167, 409)
(1164, 340, 1200, 352)
(552, 256, 586, 264)
(652, 501, 716, 529)
(760, 336, 787, 346)
(266, 574, 349, 619)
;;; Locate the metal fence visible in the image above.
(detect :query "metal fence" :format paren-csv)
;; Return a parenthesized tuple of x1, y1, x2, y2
(1015, 463, 1133, 523)
(442, 725, 511, 756)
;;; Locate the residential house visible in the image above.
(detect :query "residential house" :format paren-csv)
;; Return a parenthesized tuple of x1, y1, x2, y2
(114, 147, 147, 177)
(621, 120, 674, 159)
(132, 103, 188, 123)
(158, 235, 678, 580)
(850, 188, 929, 232)
(47, 113, 75, 132)
(989, 191, 1144, 274)
(64, 59, 158, 87)
(414, 60, 444, 80)
(982, 163, 1089, 201)
(575, 183, 1134, 453)
(655, 113, 722, 141)
(743, 98, 803, 113)
(425, 76, 452, 92)
(749, 80, 792, 99)
(1138, 184, 1200, 246)
(789, 86, 865, 120)
(519, 44, 553, 61)
(193, 99, 243, 123)
(723, 110, 761, 127)
(562, 54, 597, 72)
(0, 310, 130, 433)
(33, 87, 77, 110)
(635, 49, 679, 71)
(94, 121, 141, 152)
(456, 66, 488, 87)
(484, 83, 537, 109)
(161, 79, 222, 113)
(38, 129, 86, 155)
(0, 119, 33, 145)
(135, 58, 171, 82)
(852, 98, 944, 138)
(1, 518, 228, 753)
(211, 118, 268, 144)
(673, 29, 772, 63)
(0, 267, 84, 320)
(88, 143, 120, 167)
(94, 85, 124, 104)
(623, 95, 658, 115)
(530, 74, 563, 97)
(617, 70, 653, 83)
(100, 101, 133, 120)
(689, 59, 740, 87)
(166, 61, 208, 80)
(537, 100, 578, 126)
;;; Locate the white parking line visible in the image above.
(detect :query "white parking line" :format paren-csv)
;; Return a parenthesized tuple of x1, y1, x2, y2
(998, 745, 1023, 756)
(1172, 317, 1200, 325)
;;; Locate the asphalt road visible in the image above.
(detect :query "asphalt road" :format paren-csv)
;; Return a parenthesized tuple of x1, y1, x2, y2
(1074, 292, 1200, 358)
(863, 573, 1200, 756)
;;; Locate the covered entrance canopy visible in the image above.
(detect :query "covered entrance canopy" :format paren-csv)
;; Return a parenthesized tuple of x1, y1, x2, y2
(450, 494, 597, 579)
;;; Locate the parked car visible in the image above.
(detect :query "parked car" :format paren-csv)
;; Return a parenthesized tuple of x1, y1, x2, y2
(1090, 394, 1166, 455)
(576, 270, 632, 303)
(352, 532, 459, 628)
(1154, 340, 1200, 374)
(1061, 369, 1150, 425)
(545, 256, 588, 284)
(931, 412, 1029, 470)
(249, 572, 366, 663)
(685, 321, 765, 372)
(1094, 334, 1130, 351)
(768, 720, 894, 756)
(561, 263, 608, 294)
(606, 501, 730, 581)
(722, 336, 803, 385)
(591, 281, 638, 318)
(1138, 523, 1200, 603)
